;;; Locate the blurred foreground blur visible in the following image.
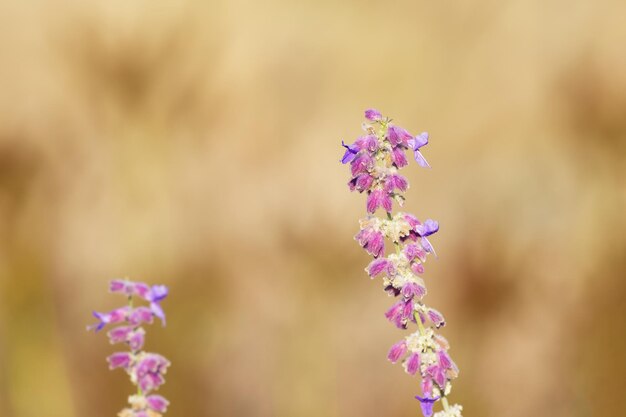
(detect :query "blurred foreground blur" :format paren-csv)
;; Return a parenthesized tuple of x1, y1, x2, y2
(0, 1, 624, 417)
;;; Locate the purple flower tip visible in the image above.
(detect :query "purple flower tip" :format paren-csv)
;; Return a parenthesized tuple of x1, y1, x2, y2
(416, 219, 439, 237)
(147, 395, 170, 413)
(341, 140, 359, 164)
(149, 285, 169, 303)
(387, 340, 407, 363)
(415, 395, 440, 417)
(364, 108, 383, 121)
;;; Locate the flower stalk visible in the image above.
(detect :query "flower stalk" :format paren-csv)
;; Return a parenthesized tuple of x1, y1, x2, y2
(341, 109, 463, 417)
(88, 279, 171, 417)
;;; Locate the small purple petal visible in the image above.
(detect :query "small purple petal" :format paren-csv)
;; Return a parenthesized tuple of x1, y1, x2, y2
(385, 302, 403, 322)
(355, 174, 374, 192)
(149, 285, 168, 303)
(411, 262, 425, 275)
(109, 279, 128, 293)
(107, 326, 134, 344)
(404, 243, 420, 261)
(427, 365, 447, 388)
(150, 302, 166, 326)
(402, 299, 415, 319)
(405, 352, 420, 375)
(350, 153, 373, 176)
(366, 190, 382, 214)
(128, 329, 145, 351)
(421, 237, 437, 258)
(356, 228, 385, 258)
(401, 282, 426, 299)
(367, 258, 390, 277)
(403, 214, 421, 228)
(129, 307, 154, 325)
(387, 125, 412, 147)
(409, 132, 429, 149)
(341, 140, 359, 164)
(414, 150, 430, 168)
(387, 340, 407, 363)
(139, 372, 165, 393)
(415, 219, 439, 237)
(364, 108, 382, 121)
(415, 395, 440, 417)
(385, 174, 408, 192)
(438, 350, 452, 370)
(133, 282, 151, 299)
(355, 135, 378, 152)
(146, 395, 170, 413)
(381, 192, 393, 212)
(391, 148, 408, 168)
(427, 308, 445, 328)
(107, 352, 133, 370)
(421, 379, 434, 398)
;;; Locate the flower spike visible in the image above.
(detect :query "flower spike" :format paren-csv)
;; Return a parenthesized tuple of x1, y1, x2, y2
(89, 279, 171, 417)
(340, 110, 462, 417)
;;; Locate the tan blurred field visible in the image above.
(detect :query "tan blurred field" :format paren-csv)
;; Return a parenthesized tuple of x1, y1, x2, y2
(0, 1, 624, 417)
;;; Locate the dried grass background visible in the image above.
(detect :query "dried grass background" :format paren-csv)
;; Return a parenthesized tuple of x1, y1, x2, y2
(0, 1, 624, 417)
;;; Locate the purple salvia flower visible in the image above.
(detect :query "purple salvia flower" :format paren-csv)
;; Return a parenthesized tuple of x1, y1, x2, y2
(129, 307, 155, 326)
(415, 219, 439, 237)
(88, 307, 129, 332)
(405, 352, 421, 375)
(408, 132, 430, 168)
(128, 328, 146, 351)
(147, 285, 168, 303)
(427, 308, 446, 328)
(385, 173, 409, 193)
(350, 153, 374, 176)
(107, 325, 135, 344)
(427, 364, 447, 388)
(404, 243, 422, 262)
(387, 125, 412, 148)
(138, 372, 165, 393)
(385, 301, 405, 322)
(355, 134, 379, 153)
(107, 352, 133, 370)
(341, 109, 462, 415)
(110, 279, 150, 299)
(349, 173, 375, 193)
(438, 350, 452, 370)
(367, 258, 394, 278)
(411, 262, 425, 275)
(415, 395, 440, 417)
(416, 219, 439, 258)
(366, 189, 393, 214)
(146, 395, 170, 413)
(355, 226, 385, 258)
(341, 140, 360, 164)
(387, 340, 408, 363)
(402, 282, 426, 300)
(89, 279, 171, 416)
(391, 147, 409, 168)
(364, 108, 382, 121)
(146, 285, 168, 326)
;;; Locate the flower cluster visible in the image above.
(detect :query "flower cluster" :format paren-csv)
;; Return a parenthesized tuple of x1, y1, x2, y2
(89, 279, 171, 417)
(341, 109, 462, 417)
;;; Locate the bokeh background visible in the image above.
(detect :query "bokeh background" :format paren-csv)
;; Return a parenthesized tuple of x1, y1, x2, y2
(0, 1, 624, 417)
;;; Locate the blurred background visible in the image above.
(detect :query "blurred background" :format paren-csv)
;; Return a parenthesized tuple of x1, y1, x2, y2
(0, 1, 624, 417)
